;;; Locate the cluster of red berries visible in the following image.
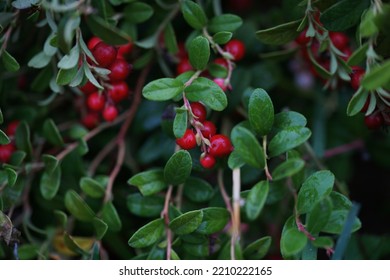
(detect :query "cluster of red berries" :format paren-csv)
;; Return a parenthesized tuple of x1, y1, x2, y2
(0, 121, 19, 163)
(80, 37, 133, 128)
(175, 102, 233, 169)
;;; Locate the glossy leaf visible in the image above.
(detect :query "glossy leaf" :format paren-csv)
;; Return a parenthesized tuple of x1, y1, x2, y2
(227, 150, 245, 169)
(40, 165, 61, 200)
(80, 177, 105, 198)
(347, 42, 369, 66)
(185, 77, 228, 111)
(54, 210, 67, 228)
(183, 177, 214, 203)
(127, 193, 164, 218)
(297, 170, 335, 214)
(346, 88, 369, 116)
(164, 23, 178, 55)
(256, 20, 301, 45)
(93, 217, 108, 240)
(243, 236, 272, 260)
(268, 127, 311, 157)
(5, 167, 17, 187)
(57, 45, 80, 69)
(181, 0, 207, 30)
(248, 88, 274, 136)
(128, 169, 166, 196)
(361, 60, 390, 90)
(143, 78, 184, 101)
(43, 119, 64, 147)
(322, 210, 361, 234)
(272, 158, 305, 181)
(15, 121, 33, 157)
(306, 197, 333, 234)
(85, 15, 130, 45)
(1, 50, 20, 72)
(280, 228, 307, 257)
(128, 218, 165, 248)
(212, 31, 232, 45)
(64, 190, 95, 222)
(196, 207, 229, 234)
(173, 107, 188, 138)
(28, 51, 52, 69)
(102, 202, 122, 232)
(0, 129, 10, 145)
(273, 111, 307, 131)
(169, 210, 203, 235)
(123, 2, 154, 23)
(42, 154, 59, 174)
(164, 150, 192, 185)
(188, 36, 210, 70)
(245, 180, 269, 221)
(231, 126, 265, 169)
(312, 236, 334, 249)
(63, 233, 93, 256)
(208, 14, 242, 33)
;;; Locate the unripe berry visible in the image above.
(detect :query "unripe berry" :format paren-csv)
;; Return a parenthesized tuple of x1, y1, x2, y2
(176, 129, 197, 150)
(224, 39, 246, 61)
(87, 92, 106, 111)
(107, 81, 130, 103)
(200, 121, 216, 139)
(200, 154, 216, 169)
(108, 59, 132, 82)
(103, 105, 118, 122)
(209, 134, 233, 157)
(190, 102, 207, 123)
(92, 42, 117, 67)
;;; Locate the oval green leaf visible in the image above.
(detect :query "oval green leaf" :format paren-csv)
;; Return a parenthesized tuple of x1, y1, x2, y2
(102, 202, 122, 232)
(272, 158, 305, 181)
(208, 14, 243, 33)
(183, 177, 214, 203)
(196, 207, 229, 234)
(128, 169, 167, 196)
(248, 88, 274, 136)
(164, 150, 192, 185)
(40, 165, 61, 200)
(256, 20, 301, 45)
(181, 0, 207, 30)
(268, 126, 311, 157)
(128, 218, 165, 248)
(64, 190, 95, 222)
(143, 78, 184, 101)
(245, 180, 269, 221)
(80, 177, 105, 198)
(169, 210, 203, 235)
(127, 193, 164, 218)
(188, 36, 210, 70)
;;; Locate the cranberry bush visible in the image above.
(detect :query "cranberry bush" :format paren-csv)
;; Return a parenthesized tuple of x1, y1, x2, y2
(0, 0, 389, 260)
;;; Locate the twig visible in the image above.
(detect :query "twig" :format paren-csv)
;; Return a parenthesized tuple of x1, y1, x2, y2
(161, 185, 173, 260)
(231, 168, 241, 260)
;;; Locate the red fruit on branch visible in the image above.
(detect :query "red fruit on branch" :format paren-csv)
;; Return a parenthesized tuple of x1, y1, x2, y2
(209, 134, 233, 157)
(107, 81, 130, 103)
(87, 37, 102, 51)
(176, 129, 197, 150)
(103, 105, 118, 122)
(200, 154, 216, 169)
(190, 102, 207, 122)
(329, 32, 349, 50)
(200, 121, 216, 139)
(87, 92, 106, 111)
(0, 143, 15, 163)
(364, 113, 383, 130)
(224, 39, 246, 61)
(79, 81, 97, 95)
(176, 58, 193, 75)
(108, 59, 132, 82)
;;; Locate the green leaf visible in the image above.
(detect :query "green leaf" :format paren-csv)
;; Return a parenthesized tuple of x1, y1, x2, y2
(83, 64, 103, 89)
(227, 150, 245, 169)
(231, 126, 265, 169)
(63, 233, 91, 256)
(188, 36, 210, 70)
(43, 119, 64, 147)
(85, 15, 131, 45)
(124, 2, 154, 23)
(57, 45, 80, 69)
(128, 218, 165, 248)
(347, 42, 369, 66)
(273, 111, 307, 131)
(181, 0, 207, 30)
(101, 202, 122, 232)
(17, 244, 39, 260)
(256, 20, 301, 45)
(1, 50, 20, 72)
(127, 193, 164, 218)
(281, 228, 307, 256)
(359, 9, 379, 38)
(312, 236, 334, 249)
(245, 180, 269, 221)
(347, 88, 369, 116)
(208, 62, 228, 78)
(5, 167, 17, 187)
(164, 23, 178, 55)
(164, 150, 192, 185)
(0, 129, 10, 145)
(169, 210, 203, 235)
(322, 210, 361, 234)
(173, 107, 188, 138)
(196, 207, 229, 234)
(307, 47, 332, 79)
(12, 0, 40, 9)
(361, 60, 390, 90)
(15, 121, 33, 157)
(306, 197, 333, 234)
(128, 169, 166, 196)
(297, 170, 335, 214)
(212, 31, 232, 45)
(248, 88, 274, 136)
(320, 0, 370, 31)
(268, 126, 311, 157)
(68, 124, 88, 140)
(28, 51, 52, 69)
(64, 190, 95, 222)
(183, 177, 214, 203)
(186, 77, 228, 111)
(143, 78, 184, 101)
(56, 66, 78, 86)
(272, 158, 305, 181)
(10, 151, 26, 166)
(243, 236, 272, 260)
(54, 210, 67, 228)
(208, 14, 242, 33)
(40, 165, 61, 200)
(93, 217, 108, 240)
(80, 177, 105, 198)
(42, 154, 59, 174)
(0, 109, 3, 124)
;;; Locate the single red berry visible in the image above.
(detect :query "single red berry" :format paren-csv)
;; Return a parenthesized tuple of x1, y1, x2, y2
(82, 112, 100, 129)
(117, 41, 134, 58)
(200, 154, 216, 169)
(79, 81, 97, 95)
(92, 42, 118, 67)
(87, 37, 102, 51)
(0, 143, 15, 163)
(200, 121, 216, 138)
(176, 42, 188, 60)
(107, 81, 130, 103)
(87, 92, 106, 111)
(295, 30, 311, 46)
(364, 113, 383, 130)
(213, 58, 229, 69)
(213, 78, 228, 91)
(103, 105, 118, 122)
(6, 121, 20, 136)
(108, 59, 132, 82)
(176, 129, 197, 150)
(209, 134, 233, 157)
(224, 39, 246, 61)
(176, 58, 193, 75)
(350, 66, 365, 90)
(190, 102, 207, 123)
(329, 32, 349, 50)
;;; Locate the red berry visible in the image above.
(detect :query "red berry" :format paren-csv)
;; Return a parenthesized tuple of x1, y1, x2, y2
(190, 102, 207, 123)
(82, 112, 100, 129)
(329, 32, 349, 50)
(213, 58, 228, 69)
(342, 47, 352, 61)
(79, 81, 97, 95)
(108, 59, 132, 82)
(224, 39, 246, 61)
(6, 121, 20, 136)
(209, 134, 233, 157)
(92, 42, 118, 67)
(200, 154, 216, 169)
(213, 78, 228, 91)
(350, 66, 365, 90)
(117, 42, 134, 58)
(87, 92, 106, 111)
(107, 81, 130, 103)
(176, 58, 193, 75)
(176, 42, 188, 60)
(103, 105, 118, 122)
(295, 30, 311, 45)
(87, 37, 102, 51)
(200, 121, 216, 138)
(364, 113, 383, 130)
(0, 143, 15, 163)
(176, 129, 197, 150)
